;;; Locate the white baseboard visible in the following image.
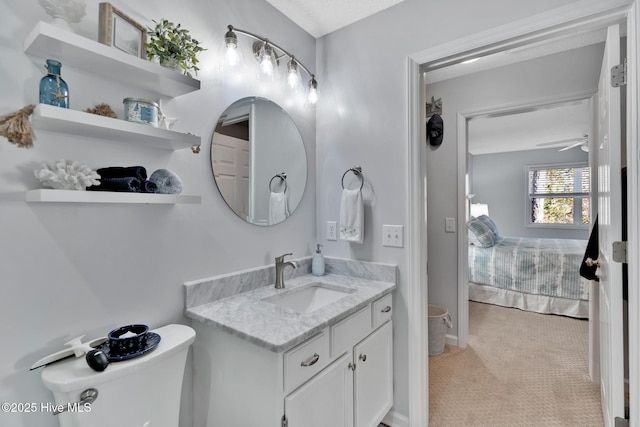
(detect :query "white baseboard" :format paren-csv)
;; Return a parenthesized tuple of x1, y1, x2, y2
(445, 333, 458, 347)
(382, 409, 409, 427)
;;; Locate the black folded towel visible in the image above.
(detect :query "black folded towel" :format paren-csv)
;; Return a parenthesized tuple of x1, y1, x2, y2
(96, 166, 147, 181)
(580, 216, 599, 281)
(88, 177, 142, 192)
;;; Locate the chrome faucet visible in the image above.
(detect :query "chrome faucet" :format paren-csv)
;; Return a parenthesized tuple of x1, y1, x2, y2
(275, 253, 299, 289)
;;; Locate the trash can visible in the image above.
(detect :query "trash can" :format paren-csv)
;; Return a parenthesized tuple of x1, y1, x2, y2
(428, 304, 452, 356)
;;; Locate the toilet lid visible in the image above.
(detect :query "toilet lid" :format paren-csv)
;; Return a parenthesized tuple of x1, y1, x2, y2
(41, 324, 195, 393)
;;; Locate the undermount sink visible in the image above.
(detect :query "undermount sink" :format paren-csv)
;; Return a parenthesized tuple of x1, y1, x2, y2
(264, 283, 355, 313)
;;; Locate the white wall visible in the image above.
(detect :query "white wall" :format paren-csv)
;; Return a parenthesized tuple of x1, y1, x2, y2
(471, 148, 590, 239)
(0, 1, 315, 427)
(424, 41, 604, 338)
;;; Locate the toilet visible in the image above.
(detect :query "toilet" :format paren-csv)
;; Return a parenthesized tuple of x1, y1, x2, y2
(41, 324, 195, 427)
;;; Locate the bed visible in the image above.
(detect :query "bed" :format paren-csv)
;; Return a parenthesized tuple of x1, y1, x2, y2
(467, 215, 589, 318)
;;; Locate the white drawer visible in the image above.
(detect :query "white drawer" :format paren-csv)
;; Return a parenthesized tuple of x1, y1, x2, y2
(284, 330, 330, 392)
(372, 293, 393, 328)
(331, 305, 372, 358)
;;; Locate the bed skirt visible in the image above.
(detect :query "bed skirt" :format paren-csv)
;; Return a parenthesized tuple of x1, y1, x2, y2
(469, 282, 589, 318)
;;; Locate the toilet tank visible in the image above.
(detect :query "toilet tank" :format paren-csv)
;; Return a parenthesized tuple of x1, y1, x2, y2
(41, 324, 195, 427)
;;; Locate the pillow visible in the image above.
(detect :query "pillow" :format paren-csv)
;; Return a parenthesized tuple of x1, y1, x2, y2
(467, 218, 495, 247)
(476, 214, 499, 239)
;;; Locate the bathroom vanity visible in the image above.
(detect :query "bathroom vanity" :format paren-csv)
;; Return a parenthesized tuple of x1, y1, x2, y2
(185, 259, 396, 427)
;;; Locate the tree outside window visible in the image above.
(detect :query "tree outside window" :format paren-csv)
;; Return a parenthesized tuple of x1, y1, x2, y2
(528, 164, 590, 227)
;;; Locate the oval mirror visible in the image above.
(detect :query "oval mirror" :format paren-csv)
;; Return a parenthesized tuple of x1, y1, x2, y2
(211, 97, 307, 226)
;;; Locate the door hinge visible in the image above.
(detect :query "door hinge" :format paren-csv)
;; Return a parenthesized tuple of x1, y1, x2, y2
(612, 241, 627, 263)
(611, 58, 627, 87)
(615, 416, 629, 427)
(282, 415, 288, 427)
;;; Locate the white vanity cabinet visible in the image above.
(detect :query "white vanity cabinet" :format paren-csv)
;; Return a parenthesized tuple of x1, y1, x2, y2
(283, 320, 393, 427)
(191, 293, 393, 427)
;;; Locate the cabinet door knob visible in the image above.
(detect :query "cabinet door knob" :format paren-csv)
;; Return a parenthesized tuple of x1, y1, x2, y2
(300, 353, 320, 367)
(348, 362, 356, 371)
(359, 354, 367, 362)
(381, 306, 392, 313)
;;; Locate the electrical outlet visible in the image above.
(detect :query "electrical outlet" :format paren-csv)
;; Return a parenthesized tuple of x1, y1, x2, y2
(382, 225, 404, 248)
(327, 221, 337, 241)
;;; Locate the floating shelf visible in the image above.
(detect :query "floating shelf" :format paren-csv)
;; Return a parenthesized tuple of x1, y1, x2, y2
(31, 104, 201, 151)
(24, 21, 200, 98)
(25, 189, 201, 204)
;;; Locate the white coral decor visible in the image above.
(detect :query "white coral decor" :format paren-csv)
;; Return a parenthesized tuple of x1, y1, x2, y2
(34, 160, 100, 191)
(38, 0, 86, 31)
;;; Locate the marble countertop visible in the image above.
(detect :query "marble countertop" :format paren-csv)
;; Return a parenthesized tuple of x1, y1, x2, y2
(185, 273, 395, 352)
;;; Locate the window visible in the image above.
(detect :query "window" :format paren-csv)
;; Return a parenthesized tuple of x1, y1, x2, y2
(527, 163, 590, 227)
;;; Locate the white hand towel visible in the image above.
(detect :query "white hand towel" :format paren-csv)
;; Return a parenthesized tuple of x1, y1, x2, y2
(339, 188, 363, 243)
(269, 191, 289, 225)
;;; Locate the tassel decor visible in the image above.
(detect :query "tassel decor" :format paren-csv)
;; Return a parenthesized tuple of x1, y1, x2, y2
(0, 105, 35, 148)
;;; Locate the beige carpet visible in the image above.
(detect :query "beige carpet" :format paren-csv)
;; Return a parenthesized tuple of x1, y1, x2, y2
(428, 302, 603, 426)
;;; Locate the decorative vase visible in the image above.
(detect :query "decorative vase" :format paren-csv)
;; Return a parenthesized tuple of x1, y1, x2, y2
(39, 59, 69, 108)
(38, 0, 86, 32)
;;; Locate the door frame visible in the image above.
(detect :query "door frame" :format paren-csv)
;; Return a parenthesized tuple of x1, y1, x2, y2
(455, 90, 597, 346)
(406, 0, 639, 425)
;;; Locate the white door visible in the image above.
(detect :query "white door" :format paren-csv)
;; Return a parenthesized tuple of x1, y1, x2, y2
(596, 23, 625, 427)
(211, 132, 250, 220)
(284, 352, 354, 427)
(354, 321, 393, 427)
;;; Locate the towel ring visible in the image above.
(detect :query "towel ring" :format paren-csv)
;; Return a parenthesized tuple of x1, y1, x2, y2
(269, 172, 288, 193)
(341, 166, 363, 190)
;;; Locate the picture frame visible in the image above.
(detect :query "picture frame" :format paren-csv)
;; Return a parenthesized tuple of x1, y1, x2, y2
(98, 3, 147, 59)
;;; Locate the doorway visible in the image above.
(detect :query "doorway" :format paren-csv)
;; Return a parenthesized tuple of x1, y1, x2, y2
(405, 2, 639, 426)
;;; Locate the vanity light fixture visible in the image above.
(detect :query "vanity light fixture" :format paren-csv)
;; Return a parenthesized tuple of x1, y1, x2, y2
(224, 25, 319, 104)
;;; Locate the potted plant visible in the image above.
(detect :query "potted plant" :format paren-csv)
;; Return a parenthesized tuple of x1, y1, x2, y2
(146, 19, 205, 77)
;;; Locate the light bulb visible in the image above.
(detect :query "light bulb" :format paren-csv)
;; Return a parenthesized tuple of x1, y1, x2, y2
(287, 58, 301, 89)
(306, 75, 319, 104)
(226, 45, 240, 67)
(260, 56, 273, 75)
(257, 43, 277, 80)
(224, 26, 244, 72)
(307, 88, 319, 104)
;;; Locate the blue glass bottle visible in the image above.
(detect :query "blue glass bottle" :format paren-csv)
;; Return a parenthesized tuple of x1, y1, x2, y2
(39, 59, 69, 108)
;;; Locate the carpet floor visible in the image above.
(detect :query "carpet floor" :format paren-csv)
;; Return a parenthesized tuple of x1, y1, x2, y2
(428, 301, 603, 426)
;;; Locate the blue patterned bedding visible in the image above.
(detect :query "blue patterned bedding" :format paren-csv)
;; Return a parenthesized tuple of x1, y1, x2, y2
(468, 236, 588, 301)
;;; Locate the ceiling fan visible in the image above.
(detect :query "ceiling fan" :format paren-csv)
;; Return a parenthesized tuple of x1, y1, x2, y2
(536, 134, 589, 152)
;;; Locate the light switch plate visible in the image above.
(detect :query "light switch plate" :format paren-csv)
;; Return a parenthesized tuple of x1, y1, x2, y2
(327, 221, 337, 241)
(445, 217, 456, 233)
(382, 225, 404, 247)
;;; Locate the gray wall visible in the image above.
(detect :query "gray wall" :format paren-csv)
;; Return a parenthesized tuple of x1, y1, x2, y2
(0, 1, 315, 427)
(424, 41, 603, 339)
(471, 148, 590, 239)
